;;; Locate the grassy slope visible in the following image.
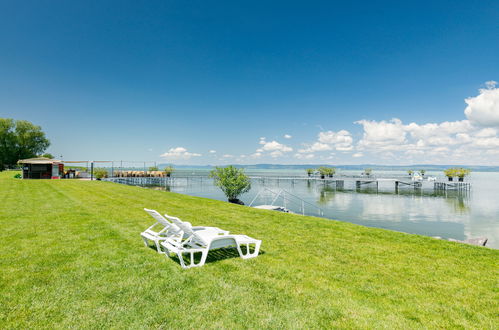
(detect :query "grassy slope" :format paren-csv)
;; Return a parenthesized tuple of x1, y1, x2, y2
(0, 172, 497, 329)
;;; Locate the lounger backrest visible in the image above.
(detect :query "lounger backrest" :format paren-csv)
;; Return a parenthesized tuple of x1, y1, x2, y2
(167, 215, 193, 234)
(144, 208, 181, 232)
(166, 215, 211, 245)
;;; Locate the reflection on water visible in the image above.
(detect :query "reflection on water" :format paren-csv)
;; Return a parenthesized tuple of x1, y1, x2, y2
(117, 169, 498, 248)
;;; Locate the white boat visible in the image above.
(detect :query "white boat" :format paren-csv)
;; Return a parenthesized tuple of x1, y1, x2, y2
(252, 204, 292, 213)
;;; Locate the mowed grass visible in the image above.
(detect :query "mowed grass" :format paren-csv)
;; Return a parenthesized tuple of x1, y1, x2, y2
(0, 172, 497, 329)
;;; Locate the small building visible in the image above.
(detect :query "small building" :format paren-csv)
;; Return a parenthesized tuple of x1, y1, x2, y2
(18, 157, 64, 179)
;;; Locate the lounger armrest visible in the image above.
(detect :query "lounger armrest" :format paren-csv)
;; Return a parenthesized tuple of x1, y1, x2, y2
(146, 222, 160, 231)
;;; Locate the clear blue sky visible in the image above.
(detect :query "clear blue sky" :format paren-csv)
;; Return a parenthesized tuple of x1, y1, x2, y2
(1, 1, 498, 165)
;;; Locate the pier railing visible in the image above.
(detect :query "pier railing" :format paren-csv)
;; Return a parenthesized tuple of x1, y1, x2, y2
(249, 187, 324, 217)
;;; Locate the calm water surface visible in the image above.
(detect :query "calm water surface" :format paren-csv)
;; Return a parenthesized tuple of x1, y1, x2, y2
(137, 169, 499, 248)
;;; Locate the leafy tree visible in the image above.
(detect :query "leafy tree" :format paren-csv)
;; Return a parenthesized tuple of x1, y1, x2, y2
(93, 168, 108, 179)
(210, 166, 251, 204)
(163, 165, 175, 177)
(456, 168, 471, 178)
(40, 153, 54, 159)
(318, 166, 335, 178)
(148, 166, 159, 171)
(0, 118, 50, 169)
(306, 168, 315, 177)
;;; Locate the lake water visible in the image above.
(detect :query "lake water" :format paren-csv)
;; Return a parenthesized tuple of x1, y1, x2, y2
(118, 169, 499, 249)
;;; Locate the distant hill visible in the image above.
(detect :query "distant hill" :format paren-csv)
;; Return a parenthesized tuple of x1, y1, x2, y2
(158, 163, 499, 172)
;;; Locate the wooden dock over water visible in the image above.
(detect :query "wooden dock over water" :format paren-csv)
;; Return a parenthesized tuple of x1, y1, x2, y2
(104, 175, 471, 193)
(248, 176, 471, 192)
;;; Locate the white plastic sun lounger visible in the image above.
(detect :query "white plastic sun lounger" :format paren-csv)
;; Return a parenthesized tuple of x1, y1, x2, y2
(160, 216, 261, 269)
(141, 208, 229, 253)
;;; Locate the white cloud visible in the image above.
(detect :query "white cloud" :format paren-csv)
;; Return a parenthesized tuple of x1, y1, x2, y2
(318, 130, 354, 151)
(298, 142, 332, 153)
(222, 154, 234, 158)
(209, 150, 217, 154)
(284, 134, 292, 139)
(160, 147, 201, 160)
(270, 151, 284, 158)
(294, 153, 315, 159)
(356, 119, 407, 150)
(352, 152, 363, 158)
(475, 128, 497, 138)
(297, 129, 354, 157)
(258, 139, 293, 153)
(465, 81, 499, 126)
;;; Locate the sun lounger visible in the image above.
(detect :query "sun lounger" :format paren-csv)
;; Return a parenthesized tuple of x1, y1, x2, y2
(141, 208, 229, 253)
(160, 216, 261, 269)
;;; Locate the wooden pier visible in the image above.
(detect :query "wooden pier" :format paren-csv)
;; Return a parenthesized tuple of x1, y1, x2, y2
(105, 175, 471, 193)
(434, 181, 471, 191)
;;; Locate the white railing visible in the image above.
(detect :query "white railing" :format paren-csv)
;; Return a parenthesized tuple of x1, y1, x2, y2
(249, 187, 323, 217)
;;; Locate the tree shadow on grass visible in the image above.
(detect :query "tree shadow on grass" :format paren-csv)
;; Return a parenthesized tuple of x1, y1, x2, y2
(147, 244, 265, 267)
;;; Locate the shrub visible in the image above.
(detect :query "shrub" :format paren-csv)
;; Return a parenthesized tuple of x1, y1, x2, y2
(364, 168, 373, 176)
(456, 168, 471, 178)
(318, 167, 336, 178)
(93, 168, 108, 179)
(210, 166, 251, 204)
(443, 168, 457, 178)
(148, 166, 159, 171)
(163, 166, 175, 177)
(306, 168, 315, 176)
(14, 173, 21, 179)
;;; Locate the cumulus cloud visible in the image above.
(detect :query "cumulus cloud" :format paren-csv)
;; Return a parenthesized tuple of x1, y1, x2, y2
(294, 153, 315, 159)
(209, 150, 217, 154)
(257, 139, 293, 153)
(318, 130, 354, 151)
(352, 152, 363, 158)
(353, 112, 499, 163)
(355, 119, 407, 150)
(298, 142, 332, 153)
(251, 152, 262, 158)
(464, 81, 499, 126)
(284, 134, 292, 139)
(297, 129, 354, 156)
(160, 147, 201, 160)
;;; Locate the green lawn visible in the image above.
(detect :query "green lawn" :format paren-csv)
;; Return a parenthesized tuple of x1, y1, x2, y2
(0, 171, 497, 328)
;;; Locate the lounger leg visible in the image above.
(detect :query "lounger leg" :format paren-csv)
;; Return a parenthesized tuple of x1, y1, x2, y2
(177, 252, 188, 269)
(198, 249, 209, 267)
(237, 241, 261, 259)
(250, 241, 262, 258)
(154, 239, 163, 253)
(141, 235, 149, 247)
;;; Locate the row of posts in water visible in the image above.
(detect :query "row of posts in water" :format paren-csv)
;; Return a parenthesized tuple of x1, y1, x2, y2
(104, 176, 471, 192)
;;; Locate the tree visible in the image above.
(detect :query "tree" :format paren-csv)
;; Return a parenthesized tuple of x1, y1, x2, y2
(0, 118, 50, 169)
(93, 168, 108, 180)
(306, 168, 315, 177)
(148, 166, 159, 171)
(210, 166, 251, 204)
(40, 153, 54, 159)
(163, 165, 175, 177)
(318, 166, 335, 179)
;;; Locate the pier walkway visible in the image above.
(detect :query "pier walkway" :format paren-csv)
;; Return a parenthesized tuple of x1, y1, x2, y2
(104, 175, 471, 192)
